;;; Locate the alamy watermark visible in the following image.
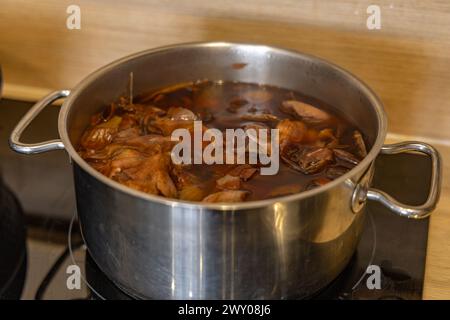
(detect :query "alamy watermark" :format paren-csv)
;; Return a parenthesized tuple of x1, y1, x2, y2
(66, 4, 81, 30)
(366, 264, 381, 290)
(366, 5, 381, 30)
(64, 263, 383, 291)
(66, 4, 386, 32)
(66, 265, 81, 290)
(170, 121, 280, 175)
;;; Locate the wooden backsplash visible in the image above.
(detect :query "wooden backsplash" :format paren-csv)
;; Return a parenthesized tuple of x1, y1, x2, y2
(1, 0, 450, 141)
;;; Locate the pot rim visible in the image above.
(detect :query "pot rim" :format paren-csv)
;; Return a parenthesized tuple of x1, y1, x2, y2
(58, 41, 387, 211)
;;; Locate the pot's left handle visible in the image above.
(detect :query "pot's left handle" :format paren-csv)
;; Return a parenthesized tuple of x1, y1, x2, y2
(9, 90, 70, 154)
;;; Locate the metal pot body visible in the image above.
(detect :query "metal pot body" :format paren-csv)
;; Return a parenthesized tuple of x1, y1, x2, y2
(9, 43, 441, 299)
(74, 161, 368, 299)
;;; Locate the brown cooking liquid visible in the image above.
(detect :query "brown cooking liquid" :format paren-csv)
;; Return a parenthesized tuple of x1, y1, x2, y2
(78, 81, 368, 202)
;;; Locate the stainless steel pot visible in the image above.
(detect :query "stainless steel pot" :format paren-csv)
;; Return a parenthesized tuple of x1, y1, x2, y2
(9, 42, 442, 299)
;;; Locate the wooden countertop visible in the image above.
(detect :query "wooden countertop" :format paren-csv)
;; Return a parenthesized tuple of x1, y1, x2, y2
(0, 0, 449, 299)
(423, 148, 450, 300)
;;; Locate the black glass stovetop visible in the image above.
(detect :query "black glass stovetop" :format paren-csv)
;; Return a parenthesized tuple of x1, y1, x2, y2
(1, 152, 431, 300)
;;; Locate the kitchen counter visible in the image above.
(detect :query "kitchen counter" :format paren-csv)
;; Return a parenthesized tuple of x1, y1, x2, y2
(424, 151, 450, 299)
(1, 0, 450, 300)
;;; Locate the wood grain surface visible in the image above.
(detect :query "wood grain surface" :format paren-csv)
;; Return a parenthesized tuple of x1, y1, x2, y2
(0, 0, 449, 299)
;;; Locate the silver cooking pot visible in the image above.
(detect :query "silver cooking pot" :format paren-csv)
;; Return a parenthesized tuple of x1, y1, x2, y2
(9, 42, 441, 299)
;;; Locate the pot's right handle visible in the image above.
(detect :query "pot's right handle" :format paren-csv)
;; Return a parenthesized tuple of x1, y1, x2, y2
(365, 141, 442, 219)
(9, 90, 70, 154)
